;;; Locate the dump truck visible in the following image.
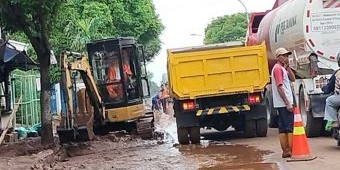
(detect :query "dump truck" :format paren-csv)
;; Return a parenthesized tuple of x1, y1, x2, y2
(247, 0, 340, 137)
(167, 42, 269, 144)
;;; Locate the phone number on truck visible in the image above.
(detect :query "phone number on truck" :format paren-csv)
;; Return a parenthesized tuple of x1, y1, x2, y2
(312, 25, 340, 32)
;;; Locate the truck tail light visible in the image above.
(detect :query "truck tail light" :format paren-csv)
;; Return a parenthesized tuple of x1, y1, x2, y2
(182, 100, 196, 110)
(247, 93, 261, 104)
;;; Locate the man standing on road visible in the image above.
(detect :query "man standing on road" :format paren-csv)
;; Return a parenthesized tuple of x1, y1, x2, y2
(271, 47, 296, 158)
(160, 84, 169, 113)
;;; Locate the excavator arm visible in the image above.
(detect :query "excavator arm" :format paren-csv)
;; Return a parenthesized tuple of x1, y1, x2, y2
(57, 51, 105, 143)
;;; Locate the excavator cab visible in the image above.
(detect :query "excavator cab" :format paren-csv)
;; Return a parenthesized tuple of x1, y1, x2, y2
(87, 37, 153, 137)
(87, 37, 150, 109)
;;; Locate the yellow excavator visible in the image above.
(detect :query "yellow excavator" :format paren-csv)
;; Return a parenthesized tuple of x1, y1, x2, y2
(57, 37, 154, 143)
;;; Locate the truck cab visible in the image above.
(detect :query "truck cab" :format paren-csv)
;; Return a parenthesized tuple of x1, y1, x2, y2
(246, 12, 267, 46)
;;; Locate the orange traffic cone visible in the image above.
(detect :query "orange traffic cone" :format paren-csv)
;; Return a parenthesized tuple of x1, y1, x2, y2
(287, 107, 316, 162)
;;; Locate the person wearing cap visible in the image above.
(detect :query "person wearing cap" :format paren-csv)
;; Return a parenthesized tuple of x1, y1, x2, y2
(271, 47, 295, 158)
(322, 53, 340, 132)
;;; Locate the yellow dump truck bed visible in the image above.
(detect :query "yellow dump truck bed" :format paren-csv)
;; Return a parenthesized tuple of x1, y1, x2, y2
(167, 42, 269, 100)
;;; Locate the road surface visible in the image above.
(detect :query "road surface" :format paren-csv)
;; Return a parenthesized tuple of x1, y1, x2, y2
(0, 109, 339, 170)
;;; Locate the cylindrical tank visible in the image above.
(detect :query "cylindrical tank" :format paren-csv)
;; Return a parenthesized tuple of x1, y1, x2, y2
(256, 0, 340, 70)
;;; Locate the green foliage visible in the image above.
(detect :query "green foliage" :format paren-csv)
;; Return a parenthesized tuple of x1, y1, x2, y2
(52, 0, 163, 61)
(52, 0, 114, 52)
(0, 1, 64, 87)
(49, 65, 61, 85)
(2, 0, 164, 85)
(0, 0, 64, 35)
(106, 0, 164, 60)
(204, 13, 247, 44)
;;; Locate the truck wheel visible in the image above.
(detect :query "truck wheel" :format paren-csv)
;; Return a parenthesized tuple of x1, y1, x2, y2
(177, 127, 189, 144)
(299, 87, 322, 137)
(305, 112, 323, 137)
(256, 118, 268, 137)
(265, 90, 278, 128)
(189, 126, 200, 144)
(244, 120, 256, 138)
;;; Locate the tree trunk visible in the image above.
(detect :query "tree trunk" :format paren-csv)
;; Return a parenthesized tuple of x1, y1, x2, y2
(38, 51, 54, 146)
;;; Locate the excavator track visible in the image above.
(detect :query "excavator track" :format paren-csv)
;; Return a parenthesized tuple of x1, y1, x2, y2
(136, 112, 154, 139)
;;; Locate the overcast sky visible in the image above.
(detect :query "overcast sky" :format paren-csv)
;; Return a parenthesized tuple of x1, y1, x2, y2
(148, 0, 276, 85)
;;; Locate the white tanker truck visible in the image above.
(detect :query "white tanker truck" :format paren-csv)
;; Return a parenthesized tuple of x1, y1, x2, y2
(247, 0, 340, 137)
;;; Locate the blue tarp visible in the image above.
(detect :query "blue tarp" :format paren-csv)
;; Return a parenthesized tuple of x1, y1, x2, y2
(15, 123, 41, 139)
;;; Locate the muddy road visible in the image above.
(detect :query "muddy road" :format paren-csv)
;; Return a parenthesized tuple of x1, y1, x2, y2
(0, 109, 278, 170)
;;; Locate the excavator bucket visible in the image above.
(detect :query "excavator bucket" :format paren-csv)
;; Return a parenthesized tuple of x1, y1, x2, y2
(57, 89, 96, 143)
(57, 124, 94, 143)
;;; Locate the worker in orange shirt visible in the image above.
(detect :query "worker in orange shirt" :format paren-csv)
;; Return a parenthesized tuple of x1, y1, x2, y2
(106, 56, 123, 99)
(160, 84, 169, 113)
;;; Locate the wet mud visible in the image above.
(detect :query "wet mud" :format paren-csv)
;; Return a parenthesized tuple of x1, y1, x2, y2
(0, 105, 279, 170)
(177, 142, 276, 170)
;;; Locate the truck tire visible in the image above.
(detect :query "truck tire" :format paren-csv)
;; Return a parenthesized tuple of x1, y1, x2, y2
(265, 90, 278, 128)
(244, 120, 256, 138)
(299, 87, 322, 137)
(189, 126, 200, 144)
(305, 112, 323, 137)
(177, 127, 189, 144)
(256, 118, 268, 137)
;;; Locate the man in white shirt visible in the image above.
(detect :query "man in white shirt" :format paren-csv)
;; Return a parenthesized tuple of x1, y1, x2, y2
(271, 47, 296, 158)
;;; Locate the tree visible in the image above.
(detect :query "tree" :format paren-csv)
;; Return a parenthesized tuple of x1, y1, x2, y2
(53, 0, 163, 61)
(90, 0, 163, 61)
(0, 0, 163, 145)
(52, 0, 113, 52)
(204, 13, 247, 44)
(0, 0, 64, 145)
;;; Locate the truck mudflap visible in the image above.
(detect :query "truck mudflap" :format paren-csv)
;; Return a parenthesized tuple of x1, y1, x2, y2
(196, 105, 251, 116)
(309, 94, 330, 118)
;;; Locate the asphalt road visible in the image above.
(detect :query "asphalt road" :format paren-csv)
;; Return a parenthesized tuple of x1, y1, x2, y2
(156, 101, 340, 170)
(221, 128, 340, 170)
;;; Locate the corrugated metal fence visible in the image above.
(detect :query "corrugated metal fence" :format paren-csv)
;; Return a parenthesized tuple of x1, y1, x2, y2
(11, 73, 40, 127)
